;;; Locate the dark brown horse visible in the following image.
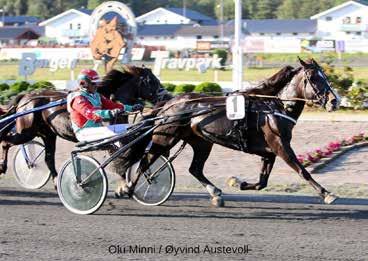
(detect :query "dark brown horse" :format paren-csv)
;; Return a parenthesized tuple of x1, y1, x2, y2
(0, 66, 167, 187)
(132, 58, 340, 207)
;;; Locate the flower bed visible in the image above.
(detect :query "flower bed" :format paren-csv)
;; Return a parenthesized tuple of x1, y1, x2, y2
(297, 132, 368, 167)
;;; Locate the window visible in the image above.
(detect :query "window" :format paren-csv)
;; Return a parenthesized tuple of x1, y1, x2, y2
(77, 23, 81, 30)
(155, 36, 160, 39)
(356, 17, 362, 24)
(213, 35, 219, 39)
(69, 23, 73, 30)
(343, 17, 351, 24)
(293, 32, 298, 35)
(260, 33, 265, 36)
(326, 16, 332, 21)
(140, 36, 144, 40)
(164, 20, 168, 24)
(356, 32, 362, 35)
(346, 31, 351, 34)
(276, 32, 281, 36)
(196, 35, 202, 39)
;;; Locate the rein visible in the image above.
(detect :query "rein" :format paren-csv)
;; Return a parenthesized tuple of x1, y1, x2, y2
(147, 92, 318, 118)
(16, 94, 67, 111)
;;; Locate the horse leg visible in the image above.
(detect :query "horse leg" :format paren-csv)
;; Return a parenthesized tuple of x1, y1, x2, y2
(0, 142, 11, 174)
(0, 132, 34, 174)
(229, 154, 276, 191)
(127, 137, 179, 198)
(268, 135, 337, 204)
(112, 149, 132, 198)
(186, 137, 225, 207)
(40, 135, 58, 189)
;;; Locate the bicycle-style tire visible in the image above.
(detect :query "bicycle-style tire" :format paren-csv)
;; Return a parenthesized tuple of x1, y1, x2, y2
(13, 141, 51, 189)
(127, 156, 175, 206)
(57, 155, 108, 215)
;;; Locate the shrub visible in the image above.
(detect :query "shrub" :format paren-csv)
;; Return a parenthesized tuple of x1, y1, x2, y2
(30, 81, 55, 90)
(212, 49, 228, 69)
(1, 89, 18, 102)
(162, 83, 176, 92)
(0, 83, 10, 91)
(194, 82, 222, 95)
(174, 84, 195, 94)
(320, 63, 353, 96)
(10, 81, 30, 93)
(346, 80, 368, 109)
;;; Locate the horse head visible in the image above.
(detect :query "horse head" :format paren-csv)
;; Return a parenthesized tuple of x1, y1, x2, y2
(98, 66, 165, 105)
(294, 57, 340, 112)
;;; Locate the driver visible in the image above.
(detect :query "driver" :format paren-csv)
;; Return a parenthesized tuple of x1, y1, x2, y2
(67, 69, 143, 141)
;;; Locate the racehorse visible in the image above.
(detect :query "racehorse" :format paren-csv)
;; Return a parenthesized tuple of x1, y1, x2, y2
(131, 58, 341, 207)
(0, 66, 167, 188)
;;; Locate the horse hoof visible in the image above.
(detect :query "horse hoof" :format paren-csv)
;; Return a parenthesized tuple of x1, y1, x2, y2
(114, 191, 123, 199)
(324, 193, 338, 204)
(211, 196, 225, 207)
(227, 177, 241, 189)
(52, 177, 58, 190)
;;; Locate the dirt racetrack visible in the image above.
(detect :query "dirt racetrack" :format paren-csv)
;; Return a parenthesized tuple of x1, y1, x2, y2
(1, 120, 368, 260)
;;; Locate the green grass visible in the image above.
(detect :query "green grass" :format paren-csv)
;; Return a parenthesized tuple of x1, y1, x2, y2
(1, 63, 368, 82)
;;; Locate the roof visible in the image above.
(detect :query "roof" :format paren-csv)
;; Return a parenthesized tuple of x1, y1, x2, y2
(0, 26, 41, 39)
(311, 1, 368, 19)
(166, 8, 217, 25)
(175, 24, 235, 36)
(226, 19, 316, 34)
(137, 24, 244, 37)
(138, 24, 183, 36)
(39, 9, 91, 26)
(136, 7, 217, 25)
(77, 8, 93, 15)
(2, 16, 39, 24)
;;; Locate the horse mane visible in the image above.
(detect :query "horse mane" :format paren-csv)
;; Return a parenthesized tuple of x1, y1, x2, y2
(244, 66, 300, 96)
(122, 65, 143, 76)
(98, 68, 135, 98)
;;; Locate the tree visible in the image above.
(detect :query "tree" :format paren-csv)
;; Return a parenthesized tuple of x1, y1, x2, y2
(14, 0, 28, 15)
(299, 1, 326, 19)
(255, 0, 274, 19)
(277, 0, 299, 19)
(27, 0, 49, 18)
(214, 0, 235, 20)
(87, 0, 104, 10)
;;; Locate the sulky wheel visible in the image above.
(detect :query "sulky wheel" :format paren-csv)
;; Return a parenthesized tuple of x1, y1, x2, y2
(57, 155, 107, 215)
(13, 141, 51, 189)
(128, 156, 175, 206)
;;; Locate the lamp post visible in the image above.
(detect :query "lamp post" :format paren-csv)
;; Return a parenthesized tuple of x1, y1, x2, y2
(232, 0, 243, 90)
(0, 9, 4, 26)
(183, 0, 186, 19)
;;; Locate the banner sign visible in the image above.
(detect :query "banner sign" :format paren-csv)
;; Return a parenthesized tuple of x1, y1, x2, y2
(90, 1, 137, 72)
(301, 39, 335, 53)
(19, 53, 78, 77)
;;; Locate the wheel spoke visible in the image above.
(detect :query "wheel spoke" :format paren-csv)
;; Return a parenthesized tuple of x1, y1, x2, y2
(142, 184, 150, 200)
(134, 177, 149, 192)
(30, 148, 45, 165)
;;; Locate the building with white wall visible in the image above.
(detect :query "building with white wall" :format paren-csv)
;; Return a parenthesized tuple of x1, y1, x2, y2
(39, 9, 92, 44)
(311, 0, 368, 40)
(136, 24, 233, 51)
(136, 7, 217, 25)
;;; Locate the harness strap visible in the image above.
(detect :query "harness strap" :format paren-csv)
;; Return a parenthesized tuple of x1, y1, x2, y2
(273, 112, 297, 125)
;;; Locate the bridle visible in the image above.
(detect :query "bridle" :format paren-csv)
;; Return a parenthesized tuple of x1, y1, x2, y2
(301, 65, 334, 107)
(137, 69, 163, 105)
